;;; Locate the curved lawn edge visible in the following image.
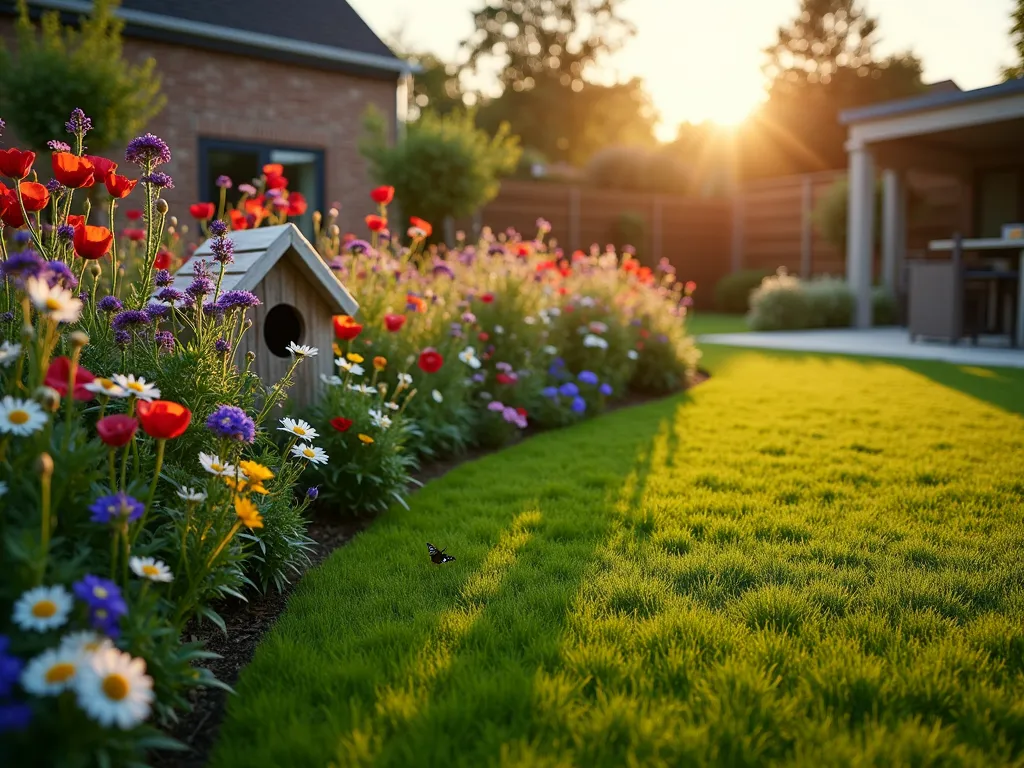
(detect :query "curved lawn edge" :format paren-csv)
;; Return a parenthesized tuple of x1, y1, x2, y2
(204, 350, 1024, 768)
(152, 384, 700, 768)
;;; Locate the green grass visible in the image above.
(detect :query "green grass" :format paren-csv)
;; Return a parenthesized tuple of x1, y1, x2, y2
(687, 311, 748, 336)
(209, 350, 1024, 768)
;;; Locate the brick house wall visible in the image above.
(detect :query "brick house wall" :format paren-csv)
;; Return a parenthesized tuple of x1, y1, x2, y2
(0, 17, 397, 235)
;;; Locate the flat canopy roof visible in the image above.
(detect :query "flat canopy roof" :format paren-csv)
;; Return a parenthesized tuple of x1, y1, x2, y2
(841, 78, 1024, 125)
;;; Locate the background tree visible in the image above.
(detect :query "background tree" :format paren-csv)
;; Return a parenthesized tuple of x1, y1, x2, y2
(360, 108, 521, 231)
(741, 0, 923, 179)
(1003, 0, 1024, 79)
(0, 0, 164, 151)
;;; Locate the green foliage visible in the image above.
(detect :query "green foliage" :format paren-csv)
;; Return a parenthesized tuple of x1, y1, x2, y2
(0, 0, 164, 151)
(812, 177, 884, 255)
(714, 269, 771, 313)
(210, 349, 1024, 768)
(361, 107, 521, 227)
(747, 271, 895, 330)
(1004, 0, 1024, 79)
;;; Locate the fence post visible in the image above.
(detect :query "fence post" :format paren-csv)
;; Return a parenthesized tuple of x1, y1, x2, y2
(800, 175, 814, 278)
(730, 192, 744, 272)
(569, 186, 581, 251)
(652, 196, 663, 263)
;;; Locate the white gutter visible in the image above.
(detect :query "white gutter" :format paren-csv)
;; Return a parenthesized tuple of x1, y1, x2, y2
(28, 0, 415, 76)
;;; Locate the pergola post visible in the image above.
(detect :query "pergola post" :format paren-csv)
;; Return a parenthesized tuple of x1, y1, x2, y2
(846, 142, 875, 328)
(881, 169, 907, 295)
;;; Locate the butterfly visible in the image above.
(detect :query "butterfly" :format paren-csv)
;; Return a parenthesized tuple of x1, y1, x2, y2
(427, 543, 455, 565)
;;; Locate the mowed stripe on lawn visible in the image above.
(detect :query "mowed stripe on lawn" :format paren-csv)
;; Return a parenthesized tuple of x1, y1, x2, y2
(210, 351, 1024, 768)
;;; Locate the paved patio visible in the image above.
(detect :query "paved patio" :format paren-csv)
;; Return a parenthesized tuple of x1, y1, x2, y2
(698, 327, 1024, 369)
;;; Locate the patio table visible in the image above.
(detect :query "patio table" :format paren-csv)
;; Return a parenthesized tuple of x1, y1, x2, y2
(927, 238, 1024, 348)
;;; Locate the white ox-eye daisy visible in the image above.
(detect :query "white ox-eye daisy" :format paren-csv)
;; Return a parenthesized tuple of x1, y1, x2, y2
(112, 374, 160, 402)
(59, 631, 113, 656)
(278, 417, 320, 441)
(176, 486, 207, 503)
(368, 409, 392, 430)
(582, 334, 609, 350)
(0, 396, 47, 437)
(74, 647, 154, 730)
(384, 401, 400, 411)
(12, 585, 72, 632)
(432, 390, 444, 403)
(336, 358, 365, 376)
(627, 349, 639, 360)
(458, 347, 481, 369)
(291, 443, 329, 465)
(129, 556, 174, 583)
(397, 373, 413, 387)
(21, 647, 83, 696)
(320, 373, 343, 387)
(83, 377, 128, 398)
(199, 452, 235, 477)
(0, 341, 22, 367)
(286, 342, 318, 357)
(26, 276, 82, 323)
(348, 383, 375, 395)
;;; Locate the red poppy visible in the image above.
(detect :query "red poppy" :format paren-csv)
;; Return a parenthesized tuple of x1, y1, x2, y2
(96, 415, 138, 448)
(333, 315, 363, 341)
(516, 407, 527, 418)
(125, 209, 143, 221)
(73, 224, 114, 260)
(384, 313, 406, 332)
(0, 188, 24, 228)
(406, 294, 427, 313)
(85, 155, 118, 180)
(51, 152, 95, 188)
(123, 228, 146, 243)
(189, 202, 215, 220)
(262, 163, 284, 177)
(478, 332, 489, 342)
(44, 356, 95, 401)
(409, 216, 432, 237)
(480, 293, 494, 304)
(637, 266, 653, 283)
(370, 186, 394, 205)
(66, 214, 85, 229)
(286, 191, 307, 217)
(515, 243, 532, 258)
(105, 173, 138, 199)
(330, 417, 353, 433)
(685, 281, 697, 293)
(265, 173, 288, 190)
(418, 347, 443, 374)
(154, 250, 172, 270)
(229, 209, 249, 230)
(496, 373, 514, 385)
(19, 182, 49, 212)
(136, 400, 192, 440)
(0, 148, 35, 179)
(365, 214, 387, 232)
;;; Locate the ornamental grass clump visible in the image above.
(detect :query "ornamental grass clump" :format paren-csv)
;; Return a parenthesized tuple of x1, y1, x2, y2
(0, 111, 321, 764)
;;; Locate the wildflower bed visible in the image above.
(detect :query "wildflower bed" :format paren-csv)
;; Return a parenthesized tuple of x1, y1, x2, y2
(210, 348, 1024, 768)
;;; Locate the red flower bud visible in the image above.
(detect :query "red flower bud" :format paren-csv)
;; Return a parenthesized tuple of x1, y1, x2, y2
(330, 417, 353, 432)
(370, 186, 394, 204)
(383, 313, 406, 332)
(365, 214, 387, 232)
(96, 415, 139, 447)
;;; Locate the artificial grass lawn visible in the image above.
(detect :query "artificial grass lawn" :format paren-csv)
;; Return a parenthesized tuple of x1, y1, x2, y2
(210, 350, 1024, 768)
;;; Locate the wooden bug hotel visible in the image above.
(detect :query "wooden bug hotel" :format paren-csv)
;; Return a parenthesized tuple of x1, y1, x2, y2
(181, 223, 358, 407)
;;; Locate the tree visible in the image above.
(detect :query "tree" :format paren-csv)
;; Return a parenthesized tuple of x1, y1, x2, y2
(1003, 0, 1024, 79)
(360, 108, 521, 231)
(743, 0, 923, 179)
(0, 0, 164, 152)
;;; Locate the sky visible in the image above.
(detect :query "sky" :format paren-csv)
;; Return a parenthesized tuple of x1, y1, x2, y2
(349, 0, 1019, 141)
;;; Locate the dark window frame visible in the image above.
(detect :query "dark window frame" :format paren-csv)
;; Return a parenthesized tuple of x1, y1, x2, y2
(197, 137, 326, 228)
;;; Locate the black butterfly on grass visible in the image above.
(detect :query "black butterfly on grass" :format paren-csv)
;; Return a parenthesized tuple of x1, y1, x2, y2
(427, 543, 455, 565)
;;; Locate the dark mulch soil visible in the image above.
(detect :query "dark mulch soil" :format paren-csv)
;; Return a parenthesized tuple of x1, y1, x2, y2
(152, 379, 706, 767)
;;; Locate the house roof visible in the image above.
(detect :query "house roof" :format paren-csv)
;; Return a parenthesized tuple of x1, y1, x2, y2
(9, 0, 410, 77)
(840, 78, 1024, 125)
(177, 224, 358, 316)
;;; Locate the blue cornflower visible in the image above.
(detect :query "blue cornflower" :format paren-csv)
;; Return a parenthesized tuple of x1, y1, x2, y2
(0, 312, 13, 323)
(599, 383, 613, 396)
(578, 370, 599, 385)
(206, 404, 256, 443)
(215, 338, 232, 354)
(154, 269, 173, 287)
(125, 133, 171, 167)
(97, 295, 123, 313)
(306, 486, 319, 501)
(56, 224, 75, 242)
(0, 701, 31, 733)
(209, 219, 228, 237)
(112, 309, 151, 331)
(114, 330, 131, 347)
(216, 290, 260, 310)
(0, 251, 44, 282)
(0, 637, 24, 699)
(73, 574, 127, 637)
(43, 260, 77, 289)
(65, 108, 92, 136)
(46, 178, 65, 195)
(89, 492, 145, 524)
(156, 287, 184, 304)
(186, 276, 215, 299)
(202, 302, 225, 319)
(12, 230, 32, 245)
(558, 382, 579, 398)
(571, 396, 587, 414)
(145, 303, 170, 320)
(142, 172, 174, 189)
(541, 386, 559, 399)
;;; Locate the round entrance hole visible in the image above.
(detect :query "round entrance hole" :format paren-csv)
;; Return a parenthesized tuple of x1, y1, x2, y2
(264, 304, 305, 358)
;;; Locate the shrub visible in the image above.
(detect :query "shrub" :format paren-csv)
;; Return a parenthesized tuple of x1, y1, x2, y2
(748, 271, 895, 330)
(873, 285, 898, 325)
(0, 0, 164, 151)
(714, 269, 771, 313)
(803, 277, 855, 328)
(360, 108, 521, 231)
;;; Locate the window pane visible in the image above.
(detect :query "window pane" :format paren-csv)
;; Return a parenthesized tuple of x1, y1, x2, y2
(977, 170, 1019, 238)
(270, 149, 318, 235)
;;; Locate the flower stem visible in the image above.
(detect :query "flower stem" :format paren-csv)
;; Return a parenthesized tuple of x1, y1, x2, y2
(37, 468, 52, 585)
(131, 438, 166, 547)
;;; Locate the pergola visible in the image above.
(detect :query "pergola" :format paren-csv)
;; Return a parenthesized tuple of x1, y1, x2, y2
(840, 79, 1024, 327)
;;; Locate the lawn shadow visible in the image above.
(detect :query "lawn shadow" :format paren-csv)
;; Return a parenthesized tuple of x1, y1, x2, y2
(889, 358, 1024, 416)
(320, 403, 679, 768)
